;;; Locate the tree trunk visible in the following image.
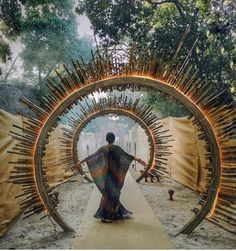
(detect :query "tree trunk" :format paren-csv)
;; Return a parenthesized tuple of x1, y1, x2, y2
(42, 61, 58, 83)
(38, 66, 42, 86)
(3, 56, 19, 84)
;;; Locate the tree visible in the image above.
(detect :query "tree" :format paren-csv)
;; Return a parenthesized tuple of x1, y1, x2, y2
(142, 91, 188, 118)
(77, 0, 236, 117)
(20, 0, 94, 90)
(0, 0, 95, 113)
(0, 0, 25, 73)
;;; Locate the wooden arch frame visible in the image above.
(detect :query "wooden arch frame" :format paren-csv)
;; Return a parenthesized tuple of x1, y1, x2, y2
(9, 46, 236, 236)
(33, 76, 220, 235)
(72, 109, 155, 171)
(72, 109, 155, 176)
(59, 95, 172, 183)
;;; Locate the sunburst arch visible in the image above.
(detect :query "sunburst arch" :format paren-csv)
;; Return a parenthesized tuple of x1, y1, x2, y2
(59, 94, 172, 181)
(8, 45, 236, 235)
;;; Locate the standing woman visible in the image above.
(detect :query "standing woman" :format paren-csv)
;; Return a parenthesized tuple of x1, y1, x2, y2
(76, 132, 146, 223)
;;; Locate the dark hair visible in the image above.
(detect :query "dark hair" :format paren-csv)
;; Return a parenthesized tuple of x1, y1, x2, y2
(106, 132, 115, 144)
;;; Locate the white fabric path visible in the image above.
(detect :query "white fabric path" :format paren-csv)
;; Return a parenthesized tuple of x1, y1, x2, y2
(72, 172, 174, 249)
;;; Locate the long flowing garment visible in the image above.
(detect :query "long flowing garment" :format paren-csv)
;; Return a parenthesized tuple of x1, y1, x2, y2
(84, 144, 134, 220)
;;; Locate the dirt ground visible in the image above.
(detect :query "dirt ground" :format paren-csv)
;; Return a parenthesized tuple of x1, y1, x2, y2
(0, 171, 235, 249)
(0, 175, 93, 249)
(130, 169, 236, 249)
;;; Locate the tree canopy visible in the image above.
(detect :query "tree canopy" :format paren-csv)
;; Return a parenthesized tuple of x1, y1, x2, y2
(0, 0, 94, 92)
(0, 0, 235, 117)
(20, 0, 94, 90)
(77, 0, 236, 117)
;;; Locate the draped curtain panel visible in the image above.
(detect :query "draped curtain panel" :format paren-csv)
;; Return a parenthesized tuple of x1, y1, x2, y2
(159, 117, 207, 193)
(0, 109, 72, 236)
(0, 110, 207, 236)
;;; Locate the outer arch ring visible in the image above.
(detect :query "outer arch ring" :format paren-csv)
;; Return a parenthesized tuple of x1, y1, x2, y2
(34, 76, 221, 234)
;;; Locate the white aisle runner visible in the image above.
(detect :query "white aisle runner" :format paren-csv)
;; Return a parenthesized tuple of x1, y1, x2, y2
(72, 172, 174, 249)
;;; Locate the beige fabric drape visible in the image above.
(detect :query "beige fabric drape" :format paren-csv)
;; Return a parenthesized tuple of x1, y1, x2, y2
(42, 125, 73, 187)
(0, 109, 72, 236)
(0, 110, 207, 236)
(160, 117, 207, 192)
(0, 110, 23, 236)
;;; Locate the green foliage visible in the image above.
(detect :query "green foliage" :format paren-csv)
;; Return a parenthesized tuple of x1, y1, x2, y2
(0, 0, 94, 80)
(0, 38, 11, 62)
(143, 91, 188, 118)
(77, 0, 236, 115)
(0, 0, 24, 64)
(0, 0, 22, 38)
(76, 0, 154, 45)
(20, 0, 94, 89)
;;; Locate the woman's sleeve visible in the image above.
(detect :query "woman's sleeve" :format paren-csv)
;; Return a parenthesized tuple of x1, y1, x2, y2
(115, 146, 135, 171)
(119, 146, 135, 161)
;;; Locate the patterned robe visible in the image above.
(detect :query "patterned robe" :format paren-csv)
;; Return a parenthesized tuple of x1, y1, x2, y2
(84, 144, 134, 220)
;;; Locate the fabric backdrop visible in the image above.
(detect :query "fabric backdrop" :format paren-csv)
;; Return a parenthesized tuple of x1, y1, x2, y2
(0, 110, 207, 236)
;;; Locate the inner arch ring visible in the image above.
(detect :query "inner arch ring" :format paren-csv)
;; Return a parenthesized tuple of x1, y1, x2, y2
(71, 108, 155, 179)
(34, 76, 221, 234)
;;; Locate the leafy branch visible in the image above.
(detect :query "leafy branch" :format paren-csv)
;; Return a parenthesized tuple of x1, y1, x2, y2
(145, 0, 187, 21)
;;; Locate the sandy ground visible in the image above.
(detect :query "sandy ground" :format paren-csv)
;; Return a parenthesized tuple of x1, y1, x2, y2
(130, 169, 236, 249)
(0, 170, 236, 249)
(0, 175, 93, 249)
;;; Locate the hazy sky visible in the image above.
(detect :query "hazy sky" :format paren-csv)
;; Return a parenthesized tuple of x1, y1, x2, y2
(7, 14, 94, 78)
(11, 14, 93, 57)
(77, 15, 94, 37)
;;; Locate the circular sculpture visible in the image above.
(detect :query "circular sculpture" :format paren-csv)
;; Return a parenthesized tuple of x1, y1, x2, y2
(9, 46, 236, 235)
(59, 94, 172, 182)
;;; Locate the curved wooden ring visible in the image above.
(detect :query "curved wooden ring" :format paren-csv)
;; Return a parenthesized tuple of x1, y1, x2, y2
(71, 108, 155, 182)
(33, 76, 220, 234)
